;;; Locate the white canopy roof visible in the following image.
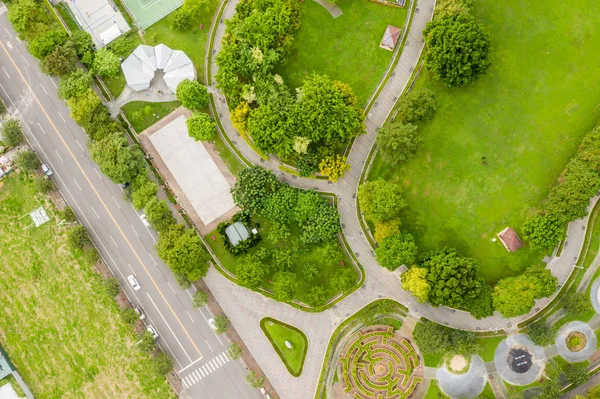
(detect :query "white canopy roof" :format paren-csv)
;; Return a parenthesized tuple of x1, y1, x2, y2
(121, 44, 196, 92)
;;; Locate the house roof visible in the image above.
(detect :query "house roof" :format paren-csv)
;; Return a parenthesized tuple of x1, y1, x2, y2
(121, 44, 196, 92)
(497, 227, 523, 252)
(380, 25, 402, 51)
(225, 222, 250, 246)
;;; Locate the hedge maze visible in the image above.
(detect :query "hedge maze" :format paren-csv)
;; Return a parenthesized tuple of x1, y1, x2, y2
(338, 326, 422, 399)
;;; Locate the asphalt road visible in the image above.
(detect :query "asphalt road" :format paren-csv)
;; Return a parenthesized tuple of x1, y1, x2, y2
(0, 6, 261, 399)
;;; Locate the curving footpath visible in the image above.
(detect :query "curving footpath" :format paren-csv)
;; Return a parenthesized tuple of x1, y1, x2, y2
(202, 0, 594, 398)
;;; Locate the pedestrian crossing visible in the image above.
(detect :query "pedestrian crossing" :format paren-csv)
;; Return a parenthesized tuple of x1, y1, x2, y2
(181, 351, 232, 388)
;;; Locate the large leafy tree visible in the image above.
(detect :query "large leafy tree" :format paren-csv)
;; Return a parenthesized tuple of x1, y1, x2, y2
(157, 224, 209, 281)
(401, 266, 430, 303)
(263, 185, 298, 224)
(1, 118, 23, 147)
(145, 197, 176, 233)
(29, 29, 67, 59)
(58, 69, 93, 100)
(271, 272, 298, 302)
(246, 103, 293, 156)
(421, 247, 484, 309)
(43, 44, 78, 77)
(187, 113, 216, 141)
(92, 48, 121, 77)
(89, 132, 144, 184)
(176, 79, 209, 112)
(300, 202, 340, 244)
(231, 166, 280, 213)
(376, 122, 422, 166)
(423, 13, 491, 87)
(69, 30, 94, 65)
(131, 173, 158, 210)
(16, 149, 40, 171)
(395, 89, 437, 124)
(376, 233, 418, 270)
(358, 179, 405, 223)
(521, 213, 564, 250)
(527, 320, 555, 347)
(8, 0, 49, 39)
(236, 256, 267, 289)
(67, 89, 103, 129)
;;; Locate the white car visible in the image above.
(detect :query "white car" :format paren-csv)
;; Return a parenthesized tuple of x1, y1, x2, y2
(208, 318, 217, 331)
(127, 275, 141, 291)
(133, 305, 145, 320)
(146, 325, 158, 339)
(140, 213, 150, 228)
(41, 163, 53, 176)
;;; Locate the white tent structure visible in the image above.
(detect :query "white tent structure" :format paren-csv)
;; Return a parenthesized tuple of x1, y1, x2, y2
(121, 44, 196, 93)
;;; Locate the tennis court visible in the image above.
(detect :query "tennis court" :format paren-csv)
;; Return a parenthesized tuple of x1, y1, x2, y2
(122, 0, 183, 29)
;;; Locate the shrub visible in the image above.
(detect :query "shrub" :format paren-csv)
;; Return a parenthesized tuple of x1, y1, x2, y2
(61, 206, 77, 223)
(67, 225, 89, 250)
(104, 277, 121, 297)
(16, 150, 40, 171)
(396, 89, 437, 124)
(35, 177, 54, 193)
(227, 343, 242, 360)
(176, 79, 209, 112)
(213, 314, 230, 334)
(1, 118, 23, 147)
(138, 331, 155, 353)
(187, 113, 216, 141)
(245, 370, 265, 389)
(151, 352, 173, 376)
(193, 290, 209, 308)
(121, 308, 139, 325)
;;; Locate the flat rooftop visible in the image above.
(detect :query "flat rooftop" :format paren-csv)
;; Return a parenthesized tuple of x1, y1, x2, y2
(63, 0, 131, 47)
(149, 115, 235, 225)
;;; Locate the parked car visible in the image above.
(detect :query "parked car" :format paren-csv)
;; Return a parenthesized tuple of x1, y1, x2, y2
(127, 275, 141, 291)
(208, 318, 217, 331)
(146, 325, 158, 339)
(118, 182, 129, 189)
(133, 305, 145, 320)
(140, 213, 150, 228)
(41, 163, 53, 176)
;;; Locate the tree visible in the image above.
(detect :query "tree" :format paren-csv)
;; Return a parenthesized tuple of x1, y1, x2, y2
(374, 220, 401, 243)
(176, 79, 209, 112)
(231, 166, 280, 213)
(358, 179, 405, 223)
(187, 113, 216, 141)
(0, 98, 5, 115)
(401, 267, 430, 303)
(263, 185, 298, 224)
(131, 174, 158, 210)
(58, 70, 93, 100)
(319, 155, 350, 183)
(227, 343, 242, 360)
(329, 268, 356, 293)
(421, 247, 484, 309)
(236, 256, 267, 289)
(92, 48, 121, 77)
(492, 266, 557, 317)
(230, 102, 251, 133)
(8, 0, 49, 39)
(67, 89, 103, 130)
(300, 202, 340, 244)
(29, 29, 67, 59)
(527, 320, 555, 347)
(1, 118, 23, 147)
(69, 30, 94, 59)
(151, 352, 173, 376)
(16, 149, 40, 171)
(521, 213, 565, 250)
(61, 206, 77, 223)
(302, 263, 319, 282)
(193, 290, 209, 307)
(67, 225, 89, 250)
(466, 284, 494, 319)
(271, 272, 298, 302)
(413, 321, 451, 355)
(376, 122, 422, 166)
(396, 89, 437, 124)
(565, 363, 590, 386)
(104, 277, 121, 297)
(168, 0, 208, 31)
(564, 292, 593, 316)
(423, 13, 491, 87)
(156, 224, 210, 281)
(376, 233, 418, 270)
(121, 308, 139, 325)
(35, 176, 53, 194)
(108, 35, 134, 58)
(43, 44, 78, 77)
(89, 132, 144, 185)
(267, 222, 290, 244)
(245, 370, 265, 389)
(213, 314, 230, 334)
(246, 103, 293, 156)
(145, 197, 176, 233)
(138, 331, 156, 353)
(305, 285, 328, 307)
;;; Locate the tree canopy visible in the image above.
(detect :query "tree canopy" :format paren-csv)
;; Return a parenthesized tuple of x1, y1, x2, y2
(187, 113, 216, 141)
(358, 179, 406, 223)
(521, 213, 565, 250)
(58, 70, 93, 100)
(92, 48, 121, 77)
(401, 266, 430, 303)
(89, 132, 144, 184)
(43, 44, 78, 76)
(376, 233, 418, 270)
(157, 224, 209, 281)
(396, 89, 437, 124)
(1, 118, 23, 147)
(376, 122, 422, 166)
(176, 79, 209, 112)
(145, 197, 176, 233)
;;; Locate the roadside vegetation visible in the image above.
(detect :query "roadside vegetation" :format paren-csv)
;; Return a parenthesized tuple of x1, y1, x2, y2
(260, 318, 308, 376)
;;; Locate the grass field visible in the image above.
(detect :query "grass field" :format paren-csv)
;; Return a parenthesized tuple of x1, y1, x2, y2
(0, 174, 173, 398)
(122, 100, 181, 132)
(422, 335, 504, 367)
(206, 215, 357, 305)
(368, 0, 600, 284)
(260, 318, 308, 376)
(275, 0, 408, 106)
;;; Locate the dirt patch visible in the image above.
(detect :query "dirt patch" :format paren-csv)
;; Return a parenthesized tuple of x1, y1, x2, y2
(449, 355, 467, 372)
(566, 331, 587, 352)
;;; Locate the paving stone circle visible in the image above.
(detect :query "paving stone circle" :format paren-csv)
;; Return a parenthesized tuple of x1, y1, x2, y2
(338, 326, 423, 399)
(590, 277, 600, 314)
(494, 334, 546, 386)
(436, 355, 487, 399)
(555, 321, 597, 363)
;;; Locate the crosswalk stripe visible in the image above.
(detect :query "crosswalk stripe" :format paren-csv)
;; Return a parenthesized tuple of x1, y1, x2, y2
(203, 365, 210, 374)
(194, 370, 202, 380)
(185, 376, 193, 386)
(191, 373, 198, 383)
(212, 359, 219, 368)
(220, 353, 228, 363)
(182, 379, 188, 389)
(215, 357, 223, 366)
(208, 362, 215, 372)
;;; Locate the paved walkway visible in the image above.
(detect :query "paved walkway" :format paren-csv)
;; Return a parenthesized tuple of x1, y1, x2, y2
(313, 0, 343, 18)
(201, 0, 600, 397)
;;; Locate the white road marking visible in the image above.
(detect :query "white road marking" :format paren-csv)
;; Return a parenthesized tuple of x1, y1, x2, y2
(198, 368, 205, 377)
(205, 339, 213, 352)
(149, 253, 158, 265)
(220, 353, 228, 363)
(91, 207, 100, 219)
(215, 357, 222, 366)
(202, 365, 209, 375)
(75, 139, 84, 151)
(2, 66, 10, 79)
(128, 264, 135, 274)
(191, 373, 198, 383)
(21, 55, 30, 67)
(131, 224, 139, 237)
(112, 196, 121, 209)
(186, 310, 194, 323)
(94, 168, 103, 180)
(59, 112, 66, 123)
(211, 359, 219, 369)
(110, 235, 119, 248)
(0, 83, 14, 104)
(40, 83, 48, 95)
(49, 78, 57, 88)
(36, 122, 47, 135)
(182, 380, 188, 389)
(178, 357, 203, 373)
(184, 376, 192, 386)
(146, 293, 194, 362)
(167, 282, 176, 294)
(73, 179, 82, 191)
(4, 28, 12, 38)
(214, 332, 223, 346)
(194, 370, 202, 380)
(54, 150, 64, 162)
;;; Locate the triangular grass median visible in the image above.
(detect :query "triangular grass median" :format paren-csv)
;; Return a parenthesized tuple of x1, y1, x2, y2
(260, 317, 308, 377)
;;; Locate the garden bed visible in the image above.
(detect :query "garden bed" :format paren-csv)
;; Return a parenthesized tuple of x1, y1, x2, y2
(260, 317, 308, 377)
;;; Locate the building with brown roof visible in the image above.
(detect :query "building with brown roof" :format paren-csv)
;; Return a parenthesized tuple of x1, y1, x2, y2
(380, 25, 402, 51)
(497, 227, 523, 252)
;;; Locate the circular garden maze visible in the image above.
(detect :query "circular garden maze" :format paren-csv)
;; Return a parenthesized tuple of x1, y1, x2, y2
(338, 326, 423, 399)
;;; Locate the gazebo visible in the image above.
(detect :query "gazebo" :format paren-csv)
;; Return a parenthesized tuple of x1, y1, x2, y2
(380, 25, 402, 51)
(225, 222, 250, 246)
(497, 227, 523, 253)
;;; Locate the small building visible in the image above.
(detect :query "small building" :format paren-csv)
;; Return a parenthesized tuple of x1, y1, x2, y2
(497, 227, 523, 253)
(380, 25, 402, 51)
(225, 222, 250, 246)
(62, 0, 131, 47)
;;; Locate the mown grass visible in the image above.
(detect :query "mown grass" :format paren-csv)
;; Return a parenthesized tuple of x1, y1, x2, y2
(121, 100, 181, 133)
(368, 0, 600, 284)
(0, 173, 173, 399)
(260, 317, 308, 376)
(206, 215, 356, 304)
(424, 380, 448, 399)
(275, 0, 408, 106)
(422, 334, 504, 367)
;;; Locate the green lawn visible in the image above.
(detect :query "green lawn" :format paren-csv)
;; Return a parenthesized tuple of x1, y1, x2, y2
(260, 317, 308, 376)
(0, 174, 173, 398)
(476, 335, 505, 363)
(121, 100, 181, 133)
(368, 0, 600, 284)
(206, 215, 357, 305)
(424, 380, 448, 399)
(54, 3, 79, 32)
(275, 0, 408, 107)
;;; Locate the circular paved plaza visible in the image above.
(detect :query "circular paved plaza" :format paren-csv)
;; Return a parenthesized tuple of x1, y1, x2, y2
(337, 326, 423, 399)
(436, 355, 487, 398)
(555, 321, 596, 363)
(591, 278, 600, 314)
(494, 335, 545, 386)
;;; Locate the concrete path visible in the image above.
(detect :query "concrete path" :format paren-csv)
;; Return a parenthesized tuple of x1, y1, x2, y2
(313, 0, 343, 18)
(436, 355, 487, 398)
(555, 321, 597, 363)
